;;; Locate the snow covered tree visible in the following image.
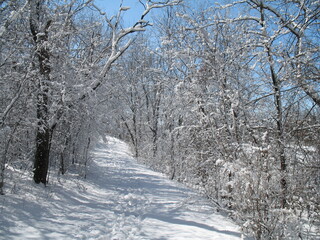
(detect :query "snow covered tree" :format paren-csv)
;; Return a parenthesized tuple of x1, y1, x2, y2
(29, 0, 182, 184)
(125, 1, 320, 238)
(0, 0, 182, 189)
(0, 0, 37, 192)
(217, 1, 319, 238)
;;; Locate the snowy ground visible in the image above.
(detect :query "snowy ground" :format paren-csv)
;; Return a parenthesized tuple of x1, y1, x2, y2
(0, 137, 250, 240)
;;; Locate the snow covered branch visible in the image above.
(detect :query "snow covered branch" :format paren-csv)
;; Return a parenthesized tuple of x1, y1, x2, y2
(136, 0, 182, 27)
(0, 0, 28, 38)
(83, 0, 183, 96)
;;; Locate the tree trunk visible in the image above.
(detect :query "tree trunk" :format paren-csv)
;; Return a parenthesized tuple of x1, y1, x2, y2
(152, 84, 162, 158)
(33, 123, 50, 184)
(259, 4, 287, 207)
(33, 49, 51, 184)
(269, 56, 287, 208)
(29, 0, 52, 184)
(0, 128, 11, 195)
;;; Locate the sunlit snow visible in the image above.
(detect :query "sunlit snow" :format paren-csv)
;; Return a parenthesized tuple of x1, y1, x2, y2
(0, 137, 249, 240)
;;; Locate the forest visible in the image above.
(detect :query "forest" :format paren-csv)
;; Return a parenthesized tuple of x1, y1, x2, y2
(0, 0, 319, 239)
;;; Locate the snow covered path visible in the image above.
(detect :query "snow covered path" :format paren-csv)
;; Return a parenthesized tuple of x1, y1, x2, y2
(1, 137, 248, 240)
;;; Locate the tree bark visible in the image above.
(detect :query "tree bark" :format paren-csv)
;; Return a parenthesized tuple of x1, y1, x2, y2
(29, 0, 52, 184)
(33, 123, 51, 184)
(259, 3, 287, 207)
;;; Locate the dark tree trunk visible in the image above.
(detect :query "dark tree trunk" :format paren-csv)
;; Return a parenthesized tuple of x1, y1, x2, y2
(33, 122, 50, 184)
(32, 47, 51, 184)
(29, 0, 52, 184)
(151, 84, 162, 158)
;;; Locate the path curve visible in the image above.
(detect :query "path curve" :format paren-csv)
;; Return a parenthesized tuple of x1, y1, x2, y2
(0, 137, 249, 240)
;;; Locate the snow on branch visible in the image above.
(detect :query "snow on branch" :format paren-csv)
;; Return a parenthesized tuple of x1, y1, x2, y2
(0, 1, 28, 38)
(79, 0, 182, 99)
(135, 0, 182, 27)
(120, 6, 131, 11)
(183, 16, 261, 31)
(248, 0, 301, 37)
(215, 0, 248, 9)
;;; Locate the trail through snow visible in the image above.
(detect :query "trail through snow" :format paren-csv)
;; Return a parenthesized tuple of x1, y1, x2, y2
(0, 137, 249, 240)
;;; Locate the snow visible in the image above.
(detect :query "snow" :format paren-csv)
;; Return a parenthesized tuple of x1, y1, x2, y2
(0, 137, 249, 240)
(120, 7, 131, 11)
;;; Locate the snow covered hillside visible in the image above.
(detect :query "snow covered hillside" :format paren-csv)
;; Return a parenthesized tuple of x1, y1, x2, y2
(0, 137, 249, 240)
